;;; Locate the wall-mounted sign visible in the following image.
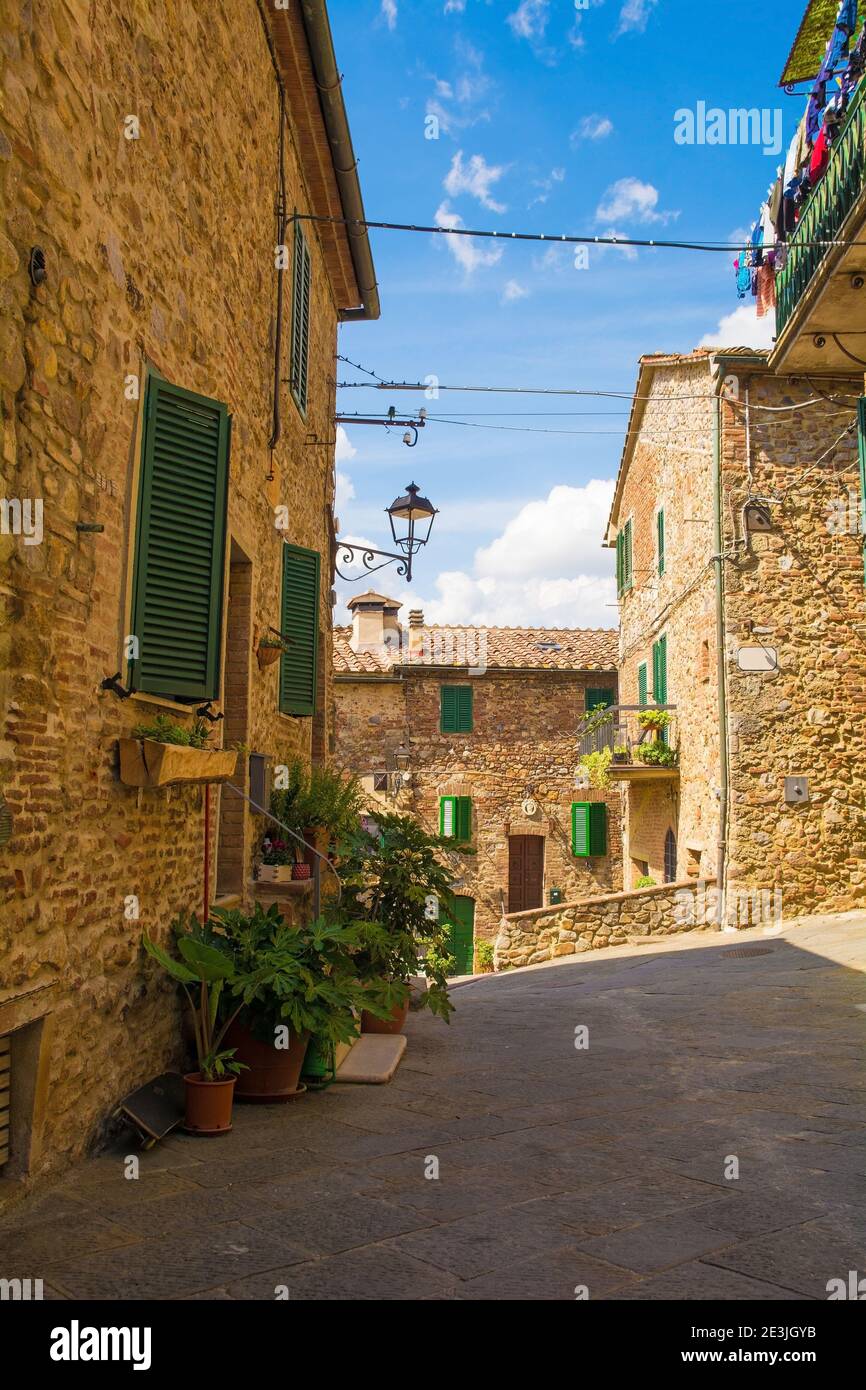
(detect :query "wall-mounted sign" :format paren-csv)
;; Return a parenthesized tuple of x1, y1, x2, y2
(736, 645, 778, 673)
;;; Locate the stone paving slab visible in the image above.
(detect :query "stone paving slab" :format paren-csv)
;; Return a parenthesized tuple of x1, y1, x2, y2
(1, 912, 864, 1300)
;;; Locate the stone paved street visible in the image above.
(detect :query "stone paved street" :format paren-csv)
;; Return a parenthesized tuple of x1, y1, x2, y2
(2, 914, 865, 1301)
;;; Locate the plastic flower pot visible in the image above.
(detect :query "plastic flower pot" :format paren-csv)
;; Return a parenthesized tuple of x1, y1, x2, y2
(225, 1019, 310, 1102)
(258, 864, 293, 883)
(183, 1073, 236, 1135)
(291, 862, 312, 881)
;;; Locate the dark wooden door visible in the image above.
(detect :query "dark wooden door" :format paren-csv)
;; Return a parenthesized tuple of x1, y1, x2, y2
(508, 835, 544, 913)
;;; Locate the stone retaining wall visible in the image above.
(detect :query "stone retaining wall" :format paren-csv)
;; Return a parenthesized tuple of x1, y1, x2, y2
(495, 877, 716, 968)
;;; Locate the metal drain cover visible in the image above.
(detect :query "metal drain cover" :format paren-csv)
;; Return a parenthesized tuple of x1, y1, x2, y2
(722, 946, 774, 959)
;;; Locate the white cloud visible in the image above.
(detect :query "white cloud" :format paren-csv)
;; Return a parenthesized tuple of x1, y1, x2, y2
(335, 425, 357, 464)
(595, 177, 678, 224)
(434, 200, 503, 273)
(381, 0, 398, 31)
(444, 150, 507, 212)
(425, 39, 492, 135)
(572, 114, 614, 143)
(502, 278, 529, 303)
(594, 228, 639, 262)
(507, 0, 550, 40)
(698, 305, 775, 350)
(336, 483, 618, 628)
(444, 0, 466, 10)
(616, 0, 658, 35)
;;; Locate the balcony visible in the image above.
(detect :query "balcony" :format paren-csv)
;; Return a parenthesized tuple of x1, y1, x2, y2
(772, 77, 866, 371)
(578, 704, 680, 783)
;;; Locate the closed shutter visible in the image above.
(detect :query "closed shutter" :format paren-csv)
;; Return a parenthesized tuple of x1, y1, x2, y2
(585, 687, 614, 711)
(129, 378, 230, 700)
(859, 398, 866, 583)
(0, 1035, 10, 1169)
(290, 222, 312, 415)
(440, 684, 473, 732)
(572, 802, 607, 857)
(657, 508, 665, 575)
(445, 896, 475, 975)
(279, 543, 320, 716)
(638, 662, 648, 707)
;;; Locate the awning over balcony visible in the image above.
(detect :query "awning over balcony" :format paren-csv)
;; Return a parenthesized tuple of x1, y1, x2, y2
(780, 0, 866, 86)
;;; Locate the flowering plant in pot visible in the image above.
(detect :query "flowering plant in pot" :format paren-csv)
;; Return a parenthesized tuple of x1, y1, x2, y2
(142, 916, 247, 1135)
(336, 812, 457, 1032)
(257, 836, 294, 884)
(256, 632, 290, 670)
(209, 903, 388, 1100)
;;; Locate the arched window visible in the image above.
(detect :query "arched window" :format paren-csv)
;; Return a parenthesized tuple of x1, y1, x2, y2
(664, 829, 677, 884)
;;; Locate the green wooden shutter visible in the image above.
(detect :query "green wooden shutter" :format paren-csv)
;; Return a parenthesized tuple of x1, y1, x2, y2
(623, 518, 633, 591)
(572, 802, 607, 857)
(440, 795, 471, 840)
(129, 377, 229, 700)
(279, 543, 320, 716)
(440, 685, 473, 732)
(290, 222, 311, 415)
(456, 796, 472, 841)
(586, 687, 614, 711)
(616, 531, 623, 596)
(657, 508, 665, 575)
(638, 662, 648, 707)
(653, 633, 667, 704)
(859, 398, 866, 584)
(445, 896, 475, 975)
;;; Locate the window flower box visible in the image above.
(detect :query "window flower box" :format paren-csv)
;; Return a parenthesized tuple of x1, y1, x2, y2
(118, 738, 238, 788)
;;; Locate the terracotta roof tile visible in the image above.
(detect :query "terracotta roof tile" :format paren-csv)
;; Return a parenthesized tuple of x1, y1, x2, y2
(333, 625, 617, 674)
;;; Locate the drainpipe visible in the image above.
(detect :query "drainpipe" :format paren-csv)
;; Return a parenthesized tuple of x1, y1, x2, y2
(712, 389, 729, 929)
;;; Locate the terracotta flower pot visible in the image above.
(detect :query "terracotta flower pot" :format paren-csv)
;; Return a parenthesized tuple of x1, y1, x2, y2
(183, 1072, 236, 1135)
(361, 997, 410, 1036)
(257, 643, 283, 669)
(225, 1019, 310, 1102)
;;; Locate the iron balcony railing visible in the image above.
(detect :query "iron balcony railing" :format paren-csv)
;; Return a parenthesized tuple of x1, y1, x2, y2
(578, 703, 679, 768)
(776, 77, 866, 336)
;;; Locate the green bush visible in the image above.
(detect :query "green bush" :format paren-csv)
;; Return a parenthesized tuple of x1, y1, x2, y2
(131, 713, 212, 749)
(634, 875, 657, 889)
(579, 747, 612, 788)
(475, 940, 495, 972)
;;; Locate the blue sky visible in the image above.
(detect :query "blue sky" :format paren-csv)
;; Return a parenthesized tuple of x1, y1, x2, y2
(328, 0, 798, 628)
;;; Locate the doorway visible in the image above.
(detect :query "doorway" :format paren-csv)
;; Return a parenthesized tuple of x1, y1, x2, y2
(508, 834, 544, 913)
(444, 896, 475, 975)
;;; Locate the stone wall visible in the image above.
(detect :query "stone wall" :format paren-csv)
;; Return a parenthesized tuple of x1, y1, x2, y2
(496, 877, 716, 969)
(334, 669, 624, 950)
(0, 0, 345, 1189)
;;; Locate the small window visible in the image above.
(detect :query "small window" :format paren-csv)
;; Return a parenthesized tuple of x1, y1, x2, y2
(585, 687, 614, 712)
(664, 829, 677, 883)
(440, 795, 472, 842)
(373, 772, 388, 792)
(571, 802, 607, 857)
(440, 685, 473, 733)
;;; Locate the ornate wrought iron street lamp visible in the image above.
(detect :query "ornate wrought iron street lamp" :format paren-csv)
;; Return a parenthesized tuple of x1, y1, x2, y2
(335, 481, 437, 584)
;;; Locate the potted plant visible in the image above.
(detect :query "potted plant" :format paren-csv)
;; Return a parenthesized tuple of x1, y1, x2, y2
(257, 836, 294, 884)
(209, 903, 381, 1101)
(337, 812, 457, 1033)
(637, 709, 672, 737)
(612, 744, 630, 765)
(270, 758, 364, 868)
(142, 916, 246, 1135)
(256, 633, 290, 670)
(635, 742, 678, 767)
(120, 714, 237, 788)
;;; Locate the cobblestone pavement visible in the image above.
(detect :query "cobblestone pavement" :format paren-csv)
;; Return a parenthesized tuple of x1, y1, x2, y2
(2, 914, 865, 1300)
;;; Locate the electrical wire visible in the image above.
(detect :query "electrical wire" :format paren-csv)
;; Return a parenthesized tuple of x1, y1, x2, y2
(338, 380, 858, 412)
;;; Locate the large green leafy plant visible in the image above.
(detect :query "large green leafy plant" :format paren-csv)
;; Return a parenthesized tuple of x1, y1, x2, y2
(142, 915, 246, 1080)
(270, 758, 364, 842)
(336, 813, 457, 1021)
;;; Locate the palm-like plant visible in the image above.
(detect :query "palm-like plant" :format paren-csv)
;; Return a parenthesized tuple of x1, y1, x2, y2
(142, 917, 246, 1080)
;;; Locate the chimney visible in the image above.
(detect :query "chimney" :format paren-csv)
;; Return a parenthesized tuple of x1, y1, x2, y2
(408, 608, 425, 658)
(347, 591, 402, 656)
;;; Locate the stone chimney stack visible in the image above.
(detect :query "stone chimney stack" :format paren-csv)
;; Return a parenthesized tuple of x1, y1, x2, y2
(408, 608, 425, 658)
(347, 592, 403, 657)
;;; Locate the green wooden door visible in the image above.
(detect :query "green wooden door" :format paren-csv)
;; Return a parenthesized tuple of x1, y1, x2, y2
(445, 896, 475, 975)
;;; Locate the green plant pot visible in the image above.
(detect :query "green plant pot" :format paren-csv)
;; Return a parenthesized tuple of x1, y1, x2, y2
(301, 1035, 336, 1089)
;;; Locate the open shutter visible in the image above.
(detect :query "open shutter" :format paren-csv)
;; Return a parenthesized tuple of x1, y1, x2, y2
(290, 223, 312, 415)
(638, 662, 648, 707)
(859, 398, 866, 583)
(653, 634, 668, 704)
(440, 796, 456, 837)
(572, 802, 590, 856)
(279, 543, 320, 716)
(623, 519, 633, 591)
(616, 531, 623, 595)
(657, 509, 665, 575)
(0, 1034, 9, 1169)
(129, 377, 229, 700)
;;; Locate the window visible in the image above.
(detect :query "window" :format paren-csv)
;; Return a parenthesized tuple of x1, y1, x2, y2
(664, 829, 677, 883)
(657, 508, 665, 576)
(440, 685, 473, 733)
(373, 772, 389, 792)
(440, 795, 472, 842)
(585, 687, 614, 712)
(279, 543, 320, 716)
(129, 376, 230, 700)
(571, 801, 607, 857)
(290, 222, 312, 415)
(638, 662, 648, 707)
(616, 518, 633, 597)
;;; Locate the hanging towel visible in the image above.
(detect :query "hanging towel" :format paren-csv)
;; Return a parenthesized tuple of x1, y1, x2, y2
(756, 264, 776, 318)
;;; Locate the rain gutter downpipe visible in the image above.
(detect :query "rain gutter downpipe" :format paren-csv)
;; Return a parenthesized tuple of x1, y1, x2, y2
(299, 1, 380, 321)
(712, 382, 729, 930)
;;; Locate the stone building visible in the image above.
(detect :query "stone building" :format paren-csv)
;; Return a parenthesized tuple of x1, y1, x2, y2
(604, 348, 866, 922)
(333, 593, 622, 971)
(0, 1, 376, 1191)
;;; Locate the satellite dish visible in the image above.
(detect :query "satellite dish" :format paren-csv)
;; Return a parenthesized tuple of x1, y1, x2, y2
(521, 797, 538, 817)
(0, 793, 13, 847)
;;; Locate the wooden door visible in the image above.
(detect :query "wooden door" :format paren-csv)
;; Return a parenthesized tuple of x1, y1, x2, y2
(508, 835, 544, 913)
(444, 896, 475, 975)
